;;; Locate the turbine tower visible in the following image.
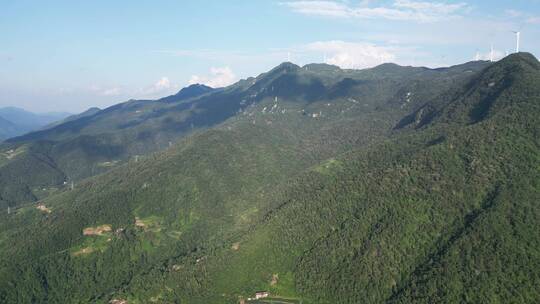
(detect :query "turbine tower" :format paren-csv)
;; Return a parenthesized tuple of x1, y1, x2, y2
(490, 44, 494, 62)
(512, 31, 521, 53)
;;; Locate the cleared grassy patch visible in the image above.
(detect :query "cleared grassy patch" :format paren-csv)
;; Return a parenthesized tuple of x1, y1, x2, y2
(312, 158, 343, 175)
(71, 233, 112, 257)
(2, 146, 27, 160)
(134, 215, 162, 232)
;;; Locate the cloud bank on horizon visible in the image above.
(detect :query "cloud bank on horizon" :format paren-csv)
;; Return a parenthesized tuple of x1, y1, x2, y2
(0, 0, 539, 112)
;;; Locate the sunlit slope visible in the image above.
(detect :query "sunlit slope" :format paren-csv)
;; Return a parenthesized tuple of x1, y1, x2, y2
(189, 53, 539, 304)
(118, 53, 539, 303)
(123, 53, 539, 304)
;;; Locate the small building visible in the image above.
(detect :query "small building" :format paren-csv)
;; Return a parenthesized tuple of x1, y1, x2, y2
(254, 291, 269, 299)
(36, 203, 52, 214)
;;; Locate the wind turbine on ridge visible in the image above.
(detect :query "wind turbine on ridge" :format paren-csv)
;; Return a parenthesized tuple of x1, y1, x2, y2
(512, 30, 521, 53)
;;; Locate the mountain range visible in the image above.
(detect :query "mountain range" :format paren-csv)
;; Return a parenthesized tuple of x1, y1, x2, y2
(0, 53, 538, 303)
(0, 107, 72, 141)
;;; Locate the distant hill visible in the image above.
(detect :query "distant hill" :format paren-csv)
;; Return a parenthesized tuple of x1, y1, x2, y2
(44, 107, 101, 129)
(0, 107, 71, 140)
(0, 116, 19, 140)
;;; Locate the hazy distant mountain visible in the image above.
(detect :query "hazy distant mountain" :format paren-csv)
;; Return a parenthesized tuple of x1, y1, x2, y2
(44, 107, 101, 129)
(0, 116, 20, 140)
(0, 107, 71, 140)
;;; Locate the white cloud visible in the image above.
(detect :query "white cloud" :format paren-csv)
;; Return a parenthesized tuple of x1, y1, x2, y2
(139, 77, 178, 96)
(282, 0, 469, 22)
(527, 16, 540, 24)
(505, 9, 524, 18)
(86, 78, 175, 99)
(189, 67, 236, 88)
(283, 1, 354, 18)
(394, 0, 467, 14)
(505, 9, 540, 25)
(101, 87, 122, 96)
(305, 41, 397, 68)
(89, 85, 123, 96)
(154, 77, 171, 90)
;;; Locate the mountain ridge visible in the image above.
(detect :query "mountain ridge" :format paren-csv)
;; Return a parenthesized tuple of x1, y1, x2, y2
(0, 57, 493, 211)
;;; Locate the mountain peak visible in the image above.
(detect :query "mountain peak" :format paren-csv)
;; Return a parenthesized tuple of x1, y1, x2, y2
(496, 52, 539, 70)
(176, 83, 213, 95)
(475, 52, 540, 84)
(271, 62, 301, 73)
(504, 52, 538, 61)
(159, 84, 214, 103)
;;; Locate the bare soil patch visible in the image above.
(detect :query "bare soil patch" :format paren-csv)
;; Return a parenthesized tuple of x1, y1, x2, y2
(83, 224, 112, 236)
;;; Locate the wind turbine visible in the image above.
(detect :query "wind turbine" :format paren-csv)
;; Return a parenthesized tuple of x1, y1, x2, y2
(512, 31, 521, 53)
(490, 44, 494, 62)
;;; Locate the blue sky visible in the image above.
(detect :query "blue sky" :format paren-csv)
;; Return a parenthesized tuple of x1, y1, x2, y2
(1, 0, 539, 113)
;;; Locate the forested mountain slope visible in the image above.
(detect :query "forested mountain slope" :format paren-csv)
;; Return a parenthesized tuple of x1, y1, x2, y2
(1, 54, 538, 303)
(0, 60, 488, 210)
